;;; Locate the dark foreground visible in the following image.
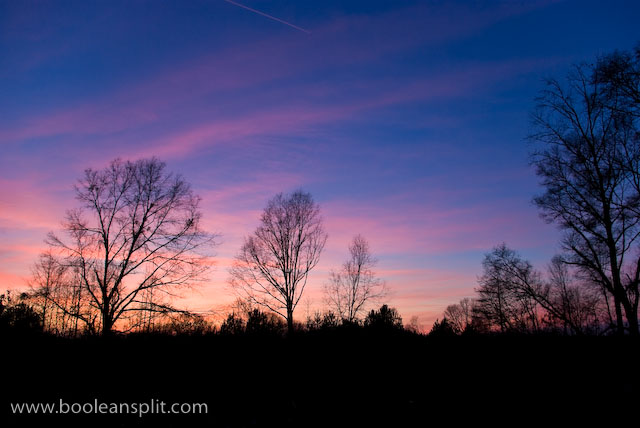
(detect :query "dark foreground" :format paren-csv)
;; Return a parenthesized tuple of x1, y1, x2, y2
(2, 330, 639, 427)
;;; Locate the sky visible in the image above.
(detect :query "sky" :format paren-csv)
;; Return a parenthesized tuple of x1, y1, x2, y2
(1, 0, 639, 328)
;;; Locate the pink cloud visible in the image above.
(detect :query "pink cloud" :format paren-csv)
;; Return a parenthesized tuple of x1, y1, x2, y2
(320, 188, 559, 258)
(0, 241, 48, 290)
(0, 178, 69, 231)
(0, 271, 29, 290)
(102, 56, 553, 165)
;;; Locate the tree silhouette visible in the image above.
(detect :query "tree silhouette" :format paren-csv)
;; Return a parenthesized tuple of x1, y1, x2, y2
(245, 309, 285, 336)
(404, 315, 423, 334)
(220, 312, 245, 335)
(324, 234, 387, 323)
(428, 318, 457, 337)
(364, 304, 403, 330)
(29, 251, 72, 333)
(0, 291, 42, 334)
(593, 44, 640, 118)
(229, 190, 327, 334)
(473, 244, 608, 334)
(165, 313, 212, 336)
(475, 244, 543, 333)
(444, 298, 474, 334)
(46, 158, 214, 335)
(545, 256, 606, 334)
(530, 49, 640, 335)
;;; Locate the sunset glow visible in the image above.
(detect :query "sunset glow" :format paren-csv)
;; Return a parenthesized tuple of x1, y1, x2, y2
(1, 0, 638, 328)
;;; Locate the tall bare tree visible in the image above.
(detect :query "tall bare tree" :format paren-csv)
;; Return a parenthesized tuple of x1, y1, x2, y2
(530, 49, 640, 335)
(323, 234, 386, 323)
(229, 190, 327, 334)
(46, 158, 214, 335)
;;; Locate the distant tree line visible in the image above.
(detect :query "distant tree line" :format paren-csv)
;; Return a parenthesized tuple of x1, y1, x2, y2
(1, 286, 410, 337)
(218, 301, 405, 336)
(435, 244, 610, 336)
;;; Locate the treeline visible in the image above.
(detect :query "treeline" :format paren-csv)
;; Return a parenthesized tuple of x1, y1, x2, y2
(435, 244, 611, 336)
(1, 288, 411, 338)
(217, 302, 405, 336)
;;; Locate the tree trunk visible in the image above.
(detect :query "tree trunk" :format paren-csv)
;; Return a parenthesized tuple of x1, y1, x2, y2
(102, 307, 113, 336)
(42, 297, 48, 332)
(613, 294, 625, 335)
(621, 295, 639, 336)
(626, 308, 639, 336)
(286, 304, 294, 335)
(612, 280, 640, 335)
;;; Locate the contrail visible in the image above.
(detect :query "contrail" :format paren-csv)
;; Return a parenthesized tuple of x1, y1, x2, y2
(222, 0, 311, 34)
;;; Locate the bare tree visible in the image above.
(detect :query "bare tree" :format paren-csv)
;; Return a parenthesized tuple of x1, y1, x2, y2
(404, 315, 423, 334)
(545, 256, 606, 334)
(46, 158, 214, 335)
(28, 252, 100, 335)
(229, 190, 327, 334)
(323, 234, 387, 323)
(475, 244, 544, 333)
(29, 251, 68, 332)
(475, 244, 608, 335)
(444, 298, 474, 333)
(593, 44, 640, 118)
(530, 50, 640, 335)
